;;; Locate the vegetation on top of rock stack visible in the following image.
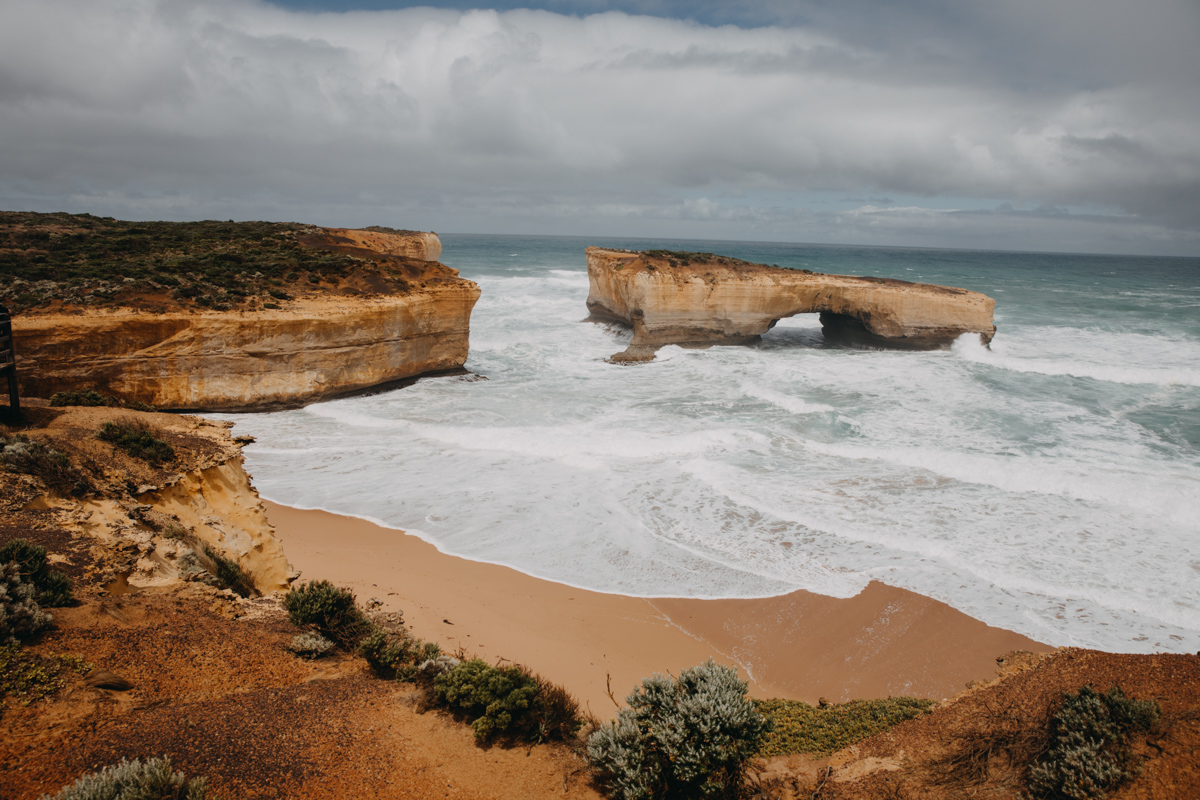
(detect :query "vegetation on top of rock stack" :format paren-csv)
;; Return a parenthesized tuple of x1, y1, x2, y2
(754, 696, 936, 757)
(0, 211, 437, 314)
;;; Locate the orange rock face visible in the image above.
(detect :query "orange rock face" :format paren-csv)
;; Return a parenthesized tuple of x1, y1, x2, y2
(585, 247, 996, 360)
(12, 231, 480, 410)
(13, 289, 479, 411)
(302, 227, 443, 262)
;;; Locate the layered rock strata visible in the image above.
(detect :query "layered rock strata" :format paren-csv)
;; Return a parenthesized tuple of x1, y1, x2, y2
(306, 227, 442, 262)
(585, 247, 996, 361)
(11, 231, 479, 411)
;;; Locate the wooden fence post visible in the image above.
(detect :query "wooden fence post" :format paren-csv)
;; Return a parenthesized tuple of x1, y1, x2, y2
(0, 303, 19, 419)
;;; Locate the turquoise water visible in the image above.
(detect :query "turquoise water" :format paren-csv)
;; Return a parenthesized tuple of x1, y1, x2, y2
(219, 235, 1200, 654)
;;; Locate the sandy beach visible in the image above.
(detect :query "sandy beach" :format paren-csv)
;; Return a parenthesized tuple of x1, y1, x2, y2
(264, 501, 1049, 713)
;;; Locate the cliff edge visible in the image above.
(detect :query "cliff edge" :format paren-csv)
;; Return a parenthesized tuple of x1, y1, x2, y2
(0, 213, 478, 410)
(585, 247, 996, 361)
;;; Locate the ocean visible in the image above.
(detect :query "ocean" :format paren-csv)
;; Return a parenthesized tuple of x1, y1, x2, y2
(216, 234, 1200, 654)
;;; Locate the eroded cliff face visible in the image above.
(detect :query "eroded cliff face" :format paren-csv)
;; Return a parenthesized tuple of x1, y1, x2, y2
(11, 230, 480, 410)
(2, 406, 294, 595)
(310, 227, 442, 262)
(585, 247, 996, 360)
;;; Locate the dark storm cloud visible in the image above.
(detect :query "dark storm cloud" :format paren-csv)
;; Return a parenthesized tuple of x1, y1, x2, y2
(0, 0, 1197, 254)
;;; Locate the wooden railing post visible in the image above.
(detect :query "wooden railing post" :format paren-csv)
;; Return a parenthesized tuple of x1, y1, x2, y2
(0, 303, 19, 418)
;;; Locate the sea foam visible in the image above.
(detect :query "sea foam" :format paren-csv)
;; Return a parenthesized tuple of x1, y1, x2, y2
(216, 235, 1200, 656)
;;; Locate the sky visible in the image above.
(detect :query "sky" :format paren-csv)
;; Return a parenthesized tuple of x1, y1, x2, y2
(1, 0, 1198, 255)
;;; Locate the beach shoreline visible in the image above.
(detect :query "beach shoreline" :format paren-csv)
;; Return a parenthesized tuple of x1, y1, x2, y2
(264, 500, 1051, 713)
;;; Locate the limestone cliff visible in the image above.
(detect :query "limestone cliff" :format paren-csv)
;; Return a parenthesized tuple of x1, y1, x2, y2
(585, 248, 996, 361)
(13, 288, 479, 411)
(6, 223, 479, 411)
(307, 227, 442, 262)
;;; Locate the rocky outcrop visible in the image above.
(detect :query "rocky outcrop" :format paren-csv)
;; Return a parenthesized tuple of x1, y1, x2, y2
(3, 407, 295, 595)
(585, 248, 996, 361)
(11, 232, 480, 411)
(307, 227, 442, 262)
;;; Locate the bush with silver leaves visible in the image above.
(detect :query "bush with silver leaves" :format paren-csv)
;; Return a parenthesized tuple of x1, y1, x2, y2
(0, 561, 52, 643)
(38, 756, 211, 800)
(288, 632, 334, 659)
(587, 658, 771, 800)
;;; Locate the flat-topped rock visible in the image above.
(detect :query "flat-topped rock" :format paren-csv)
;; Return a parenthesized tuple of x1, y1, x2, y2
(584, 247, 996, 361)
(2, 214, 478, 410)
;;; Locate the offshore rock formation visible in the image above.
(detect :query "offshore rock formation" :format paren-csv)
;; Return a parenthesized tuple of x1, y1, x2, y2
(585, 248, 996, 361)
(11, 230, 479, 411)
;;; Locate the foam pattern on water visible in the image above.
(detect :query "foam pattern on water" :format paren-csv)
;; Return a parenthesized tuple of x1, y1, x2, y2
(216, 236, 1200, 654)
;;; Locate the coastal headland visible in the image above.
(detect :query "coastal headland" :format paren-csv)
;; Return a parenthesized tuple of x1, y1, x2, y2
(0, 212, 479, 410)
(584, 247, 996, 361)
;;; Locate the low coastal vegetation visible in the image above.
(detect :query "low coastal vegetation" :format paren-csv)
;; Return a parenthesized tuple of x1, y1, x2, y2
(0, 211, 428, 314)
(1, 538, 74, 645)
(0, 538, 75, 609)
(1028, 686, 1161, 800)
(0, 433, 91, 497)
(587, 659, 770, 800)
(284, 579, 585, 745)
(38, 756, 213, 800)
(49, 390, 156, 413)
(755, 696, 935, 757)
(97, 420, 175, 466)
(1, 538, 83, 714)
(0, 644, 90, 715)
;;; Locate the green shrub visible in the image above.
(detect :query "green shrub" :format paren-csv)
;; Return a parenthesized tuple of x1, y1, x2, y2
(532, 672, 585, 743)
(1027, 685, 1160, 800)
(435, 658, 539, 742)
(0, 538, 74, 607)
(283, 580, 372, 649)
(587, 659, 771, 800)
(0, 562, 53, 643)
(198, 545, 254, 598)
(38, 756, 212, 799)
(97, 421, 175, 465)
(358, 629, 440, 679)
(755, 696, 935, 757)
(0, 436, 90, 497)
(49, 389, 112, 407)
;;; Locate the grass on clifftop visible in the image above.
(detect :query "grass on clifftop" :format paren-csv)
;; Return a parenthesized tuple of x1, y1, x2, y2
(755, 696, 936, 757)
(0, 211, 434, 314)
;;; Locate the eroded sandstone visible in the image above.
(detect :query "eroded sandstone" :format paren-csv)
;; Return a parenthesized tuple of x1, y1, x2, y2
(585, 247, 996, 361)
(10, 229, 479, 410)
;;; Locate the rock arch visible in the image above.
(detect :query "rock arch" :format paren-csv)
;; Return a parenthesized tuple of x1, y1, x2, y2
(584, 247, 996, 361)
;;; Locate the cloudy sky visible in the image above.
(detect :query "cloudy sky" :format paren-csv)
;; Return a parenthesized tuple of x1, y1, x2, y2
(2, 0, 1198, 255)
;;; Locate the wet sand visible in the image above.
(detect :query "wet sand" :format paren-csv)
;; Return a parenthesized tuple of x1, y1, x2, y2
(265, 501, 1050, 713)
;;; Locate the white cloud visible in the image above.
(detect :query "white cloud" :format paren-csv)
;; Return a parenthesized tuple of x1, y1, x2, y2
(1, 0, 1197, 254)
